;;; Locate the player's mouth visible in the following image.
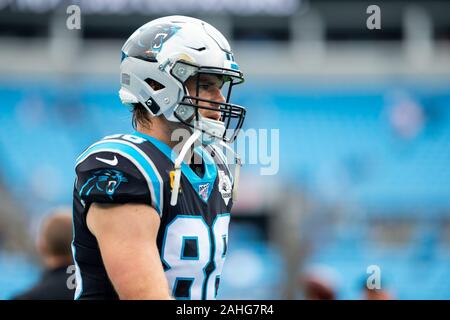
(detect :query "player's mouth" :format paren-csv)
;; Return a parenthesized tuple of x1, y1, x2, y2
(205, 113, 221, 121)
(202, 110, 221, 121)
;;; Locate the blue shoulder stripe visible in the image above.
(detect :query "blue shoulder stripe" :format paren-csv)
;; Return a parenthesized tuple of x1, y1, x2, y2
(76, 139, 163, 215)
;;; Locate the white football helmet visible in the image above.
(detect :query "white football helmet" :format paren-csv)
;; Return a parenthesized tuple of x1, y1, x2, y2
(119, 15, 246, 144)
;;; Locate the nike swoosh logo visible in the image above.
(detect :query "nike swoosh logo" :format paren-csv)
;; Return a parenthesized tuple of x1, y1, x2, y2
(96, 156, 118, 166)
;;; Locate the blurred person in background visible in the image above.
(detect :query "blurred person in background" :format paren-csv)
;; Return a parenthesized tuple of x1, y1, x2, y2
(362, 287, 393, 300)
(299, 264, 339, 300)
(12, 208, 74, 300)
(360, 278, 394, 300)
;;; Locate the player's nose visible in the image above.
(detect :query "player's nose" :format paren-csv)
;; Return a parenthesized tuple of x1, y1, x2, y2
(211, 87, 225, 105)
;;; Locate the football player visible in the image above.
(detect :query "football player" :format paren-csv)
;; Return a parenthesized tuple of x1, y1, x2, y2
(72, 16, 246, 299)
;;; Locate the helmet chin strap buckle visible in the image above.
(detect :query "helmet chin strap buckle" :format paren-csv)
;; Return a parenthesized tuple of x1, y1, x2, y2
(170, 129, 202, 206)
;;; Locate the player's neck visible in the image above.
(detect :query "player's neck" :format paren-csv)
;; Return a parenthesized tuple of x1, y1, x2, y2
(137, 124, 175, 148)
(136, 122, 196, 164)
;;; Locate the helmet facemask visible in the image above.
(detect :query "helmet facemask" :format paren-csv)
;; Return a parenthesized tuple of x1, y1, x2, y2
(170, 60, 246, 144)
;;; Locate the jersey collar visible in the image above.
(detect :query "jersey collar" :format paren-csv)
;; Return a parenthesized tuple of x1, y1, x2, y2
(132, 131, 217, 203)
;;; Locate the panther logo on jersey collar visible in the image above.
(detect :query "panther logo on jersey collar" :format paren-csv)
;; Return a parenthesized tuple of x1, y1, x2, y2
(218, 170, 232, 206)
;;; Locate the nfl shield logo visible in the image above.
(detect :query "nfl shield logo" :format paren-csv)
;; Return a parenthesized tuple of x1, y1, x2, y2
(198, 183, 210, 201)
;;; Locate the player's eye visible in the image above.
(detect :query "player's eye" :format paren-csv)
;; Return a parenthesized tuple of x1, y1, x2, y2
(198, 83, 215, 91)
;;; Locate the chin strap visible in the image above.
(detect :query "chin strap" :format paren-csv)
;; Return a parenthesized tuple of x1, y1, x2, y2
(170, 129, 202, 206)
(219, 141, 242, 202)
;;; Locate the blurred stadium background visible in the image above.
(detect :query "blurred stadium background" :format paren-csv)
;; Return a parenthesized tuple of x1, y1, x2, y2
(1, 0, 450, 299)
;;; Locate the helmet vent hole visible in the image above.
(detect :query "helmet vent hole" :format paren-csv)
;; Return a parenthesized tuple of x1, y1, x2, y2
(145, 78, 165, 91)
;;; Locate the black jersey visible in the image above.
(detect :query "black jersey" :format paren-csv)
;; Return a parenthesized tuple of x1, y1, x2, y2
(72, 132, 234, 300)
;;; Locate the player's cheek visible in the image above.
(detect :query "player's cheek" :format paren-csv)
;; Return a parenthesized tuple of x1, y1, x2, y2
(198, 90, 214, 103)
